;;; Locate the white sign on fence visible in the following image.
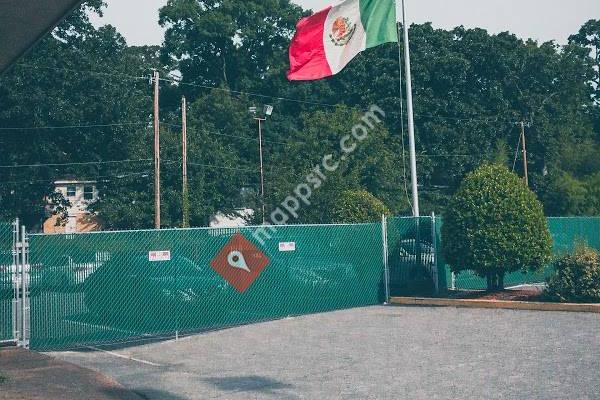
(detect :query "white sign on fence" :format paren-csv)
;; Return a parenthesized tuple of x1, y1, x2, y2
(149, 250, 171, 262)
(278, 242, 296, 252)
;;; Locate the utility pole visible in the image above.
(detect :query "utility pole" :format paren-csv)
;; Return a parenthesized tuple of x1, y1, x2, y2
(256, 117, 266, 225)
(182, 96, 190, 228)
(520, 121, 529, 187)
(400, 0, 420, 217)
(249, 105, 273, 225)
(153, 71, 161, 229)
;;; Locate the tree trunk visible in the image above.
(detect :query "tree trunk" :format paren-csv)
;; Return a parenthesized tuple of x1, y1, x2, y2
(498, 273, 505, 291)
(486, 273, 494, 292)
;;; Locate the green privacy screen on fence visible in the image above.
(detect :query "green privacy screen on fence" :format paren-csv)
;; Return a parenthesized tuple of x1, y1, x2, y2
(0, 222, 12, 341)
(443, 217, 600, 290)
(386, 217, 446, 296)
(19, 216, 600, 349)
(28, 223, 386, 350)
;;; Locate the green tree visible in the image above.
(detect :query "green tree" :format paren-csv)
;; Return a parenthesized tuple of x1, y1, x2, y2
(331, 190, 389, 224)
(159, 0, 304, 91)
(0, 3, 158, 229)
(569, 19, 600, 104)
(333, 23, 598, 214)
(264, 106, 407, 224)
(442, 164, 553, 291)
(545, 244, 600, 303)
(3, 6, 599, 231)
(540, 171, 589, 216)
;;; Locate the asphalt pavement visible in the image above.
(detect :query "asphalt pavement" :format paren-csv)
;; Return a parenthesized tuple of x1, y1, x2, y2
(0, 347, 141, 400)
(48, 306, 600, 400)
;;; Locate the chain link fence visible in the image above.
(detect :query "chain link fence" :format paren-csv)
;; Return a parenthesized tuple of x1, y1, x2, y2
(386, 217, 441, 296)
(27, 223, 386, 350)
(442, 217, 600, 290)
(0, 222, 13, 341)
(12, 216, 600, 350)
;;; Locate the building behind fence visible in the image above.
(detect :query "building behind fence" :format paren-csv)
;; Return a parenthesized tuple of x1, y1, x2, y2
(1, 217, 599, 350)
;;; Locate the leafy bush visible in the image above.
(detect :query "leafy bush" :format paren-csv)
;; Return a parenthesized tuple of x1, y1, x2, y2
(442, 164, 553, 291)
(545, 244, 600, 303)
(331, 190, 389, 223)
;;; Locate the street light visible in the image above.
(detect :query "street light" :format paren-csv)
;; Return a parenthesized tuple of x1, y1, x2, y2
(249, 105, 274, 224)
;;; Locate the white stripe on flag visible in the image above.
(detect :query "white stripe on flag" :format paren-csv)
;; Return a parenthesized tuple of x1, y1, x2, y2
(323, 0, 367, 75)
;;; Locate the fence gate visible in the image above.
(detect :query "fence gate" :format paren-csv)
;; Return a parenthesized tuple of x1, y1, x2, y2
(385, 215, 445, 297)
(1, 219, 30, 348)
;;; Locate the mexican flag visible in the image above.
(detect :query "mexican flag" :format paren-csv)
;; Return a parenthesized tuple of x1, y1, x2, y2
(287, 0, 398, 81)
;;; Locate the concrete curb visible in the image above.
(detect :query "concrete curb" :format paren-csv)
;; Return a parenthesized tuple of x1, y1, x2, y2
(390, 297, 600, 313)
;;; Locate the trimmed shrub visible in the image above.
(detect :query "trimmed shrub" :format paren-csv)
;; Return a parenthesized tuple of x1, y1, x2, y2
(331, 190, 389, 224)
(545, 244, 600, 303)
(442, 164, 553, 291)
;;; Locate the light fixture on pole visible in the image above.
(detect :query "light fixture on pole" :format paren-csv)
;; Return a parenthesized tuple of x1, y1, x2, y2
(249, 105, 273, 224)
(264, 105, 274, 116)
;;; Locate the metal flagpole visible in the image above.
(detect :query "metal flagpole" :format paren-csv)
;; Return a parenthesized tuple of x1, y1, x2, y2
(182, 96, 190, 228)
(400, 0, 420, 217)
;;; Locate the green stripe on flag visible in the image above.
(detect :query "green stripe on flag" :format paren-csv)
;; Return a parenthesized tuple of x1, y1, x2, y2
(360, 0, 398, 48)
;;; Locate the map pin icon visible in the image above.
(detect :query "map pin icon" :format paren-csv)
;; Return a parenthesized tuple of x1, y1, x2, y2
(227, 251, 251, 273)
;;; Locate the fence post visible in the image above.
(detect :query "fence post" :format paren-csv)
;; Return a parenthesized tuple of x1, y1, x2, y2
(431, 213, 439, 294)
(20, 225, 29, 349)
(11, 219, 19, 343)
(382, 214, 390, 304)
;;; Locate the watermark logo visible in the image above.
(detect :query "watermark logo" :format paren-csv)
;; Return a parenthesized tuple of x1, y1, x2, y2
(210, 233, 270, 293)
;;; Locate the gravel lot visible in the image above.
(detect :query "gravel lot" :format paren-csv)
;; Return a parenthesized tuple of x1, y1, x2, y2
(49, 306, 600, 400)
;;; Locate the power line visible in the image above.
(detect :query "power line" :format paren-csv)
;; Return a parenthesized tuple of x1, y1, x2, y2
(0, 171, 155, 186)
(192, 128, 290, 146)
(186, 162, 256, 173)
(0, 158, 154, 169)
(12, 64, 514, 125)
(0, 156, 253, 174)
(512, 130, 523, 172)
(14, 64, 148, 83)
(0, 161, 252, 186)
(157, 76, 341, 108)
(161, 123, 291, 146)
(157, 76, 510, 124)
(414, 114, 501, 123)
(0, 122, 150, 133)
(416, 154, 472, 158)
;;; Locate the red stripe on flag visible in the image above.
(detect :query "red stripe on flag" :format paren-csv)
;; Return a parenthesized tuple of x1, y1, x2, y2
(287, 7, 333, 81)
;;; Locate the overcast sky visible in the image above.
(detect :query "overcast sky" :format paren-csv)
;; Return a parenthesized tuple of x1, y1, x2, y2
(91, 0, 599, 46)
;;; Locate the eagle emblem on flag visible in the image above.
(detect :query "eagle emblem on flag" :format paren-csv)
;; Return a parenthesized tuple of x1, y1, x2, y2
(329, 17, 356, 46)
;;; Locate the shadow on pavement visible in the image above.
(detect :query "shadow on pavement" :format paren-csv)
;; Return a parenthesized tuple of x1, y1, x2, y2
(202, 375, 295, 394)
(0, 347, 142, 400)
(113, 388, 188, 400)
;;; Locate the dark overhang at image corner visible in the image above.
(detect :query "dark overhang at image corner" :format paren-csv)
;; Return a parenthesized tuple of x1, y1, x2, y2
(0, 0, 84, 74)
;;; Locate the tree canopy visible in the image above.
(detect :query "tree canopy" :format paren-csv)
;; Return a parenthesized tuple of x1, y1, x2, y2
(0, 2, 598, 230)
